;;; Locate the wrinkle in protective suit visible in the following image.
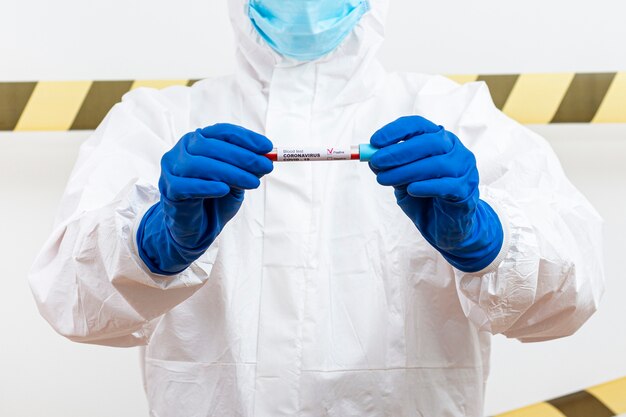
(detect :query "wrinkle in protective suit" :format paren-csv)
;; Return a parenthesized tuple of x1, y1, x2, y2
(29, 0, 604, 416)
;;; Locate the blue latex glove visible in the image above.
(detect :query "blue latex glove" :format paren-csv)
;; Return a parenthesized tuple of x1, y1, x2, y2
(137, 124, 274, 275)
(369, 116, 503, 273)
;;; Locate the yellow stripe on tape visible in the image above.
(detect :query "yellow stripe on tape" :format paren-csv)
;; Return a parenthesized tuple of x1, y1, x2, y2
(130, 80, 190, 90)
(14, 81, 92, 131)
(502, 73, 575, 124)
(446, 74, 480, 85)
(494, 402, 566, 417)
(587, 377, 626, 414)
(593, 72, 626, 123)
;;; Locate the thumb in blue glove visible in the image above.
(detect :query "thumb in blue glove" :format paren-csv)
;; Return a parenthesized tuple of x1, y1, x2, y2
(369, 116, 504, 273)
(137, 123, 274, 275)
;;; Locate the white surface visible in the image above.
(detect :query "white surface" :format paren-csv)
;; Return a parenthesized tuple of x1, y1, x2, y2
(486, 124, 626, 415)
(1, 0, 626, 81)
(0, 132, 148, 417)
(1, 125, 625, 416)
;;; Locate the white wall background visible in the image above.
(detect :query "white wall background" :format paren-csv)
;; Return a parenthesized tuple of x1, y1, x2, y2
(1, 1, 626, 416)
(2, 0, 626, 81)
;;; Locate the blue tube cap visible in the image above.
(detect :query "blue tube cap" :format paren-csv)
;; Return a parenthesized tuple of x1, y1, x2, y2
(359, 144, 379, 162)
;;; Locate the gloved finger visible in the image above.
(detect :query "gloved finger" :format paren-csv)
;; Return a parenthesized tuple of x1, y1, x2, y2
(227, 188, 245, 201)
(187, 137, 274, 177)
(376, 153, 467, 187)
(369, 131, 454, 170)
(406, 174, 475, 202)
(171, 155, 262, 190)
(393, 185, 412, 205)
(368, 160, 381, 175)
(370, 116, 441, 148)
(199, 124, 273, 155)
(160, 172, 231, 201)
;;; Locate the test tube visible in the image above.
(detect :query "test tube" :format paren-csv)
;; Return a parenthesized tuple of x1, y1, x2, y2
(264, 144, 378, 162)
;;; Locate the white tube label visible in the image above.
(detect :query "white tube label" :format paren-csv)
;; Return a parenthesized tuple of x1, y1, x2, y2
(277, 146, 352, 162)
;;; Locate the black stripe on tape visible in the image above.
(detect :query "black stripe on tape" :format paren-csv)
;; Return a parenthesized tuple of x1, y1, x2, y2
(477, 74, 520, 110)
(0, 82, 37, 131)
(551, 73, 616, 123)
(548, 391, 615, 417)
(70, 81, 134, 130)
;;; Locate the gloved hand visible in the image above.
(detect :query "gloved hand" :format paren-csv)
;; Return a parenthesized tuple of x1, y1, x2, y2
(369, 116, 504, 273)
(137, 124, 274, 275)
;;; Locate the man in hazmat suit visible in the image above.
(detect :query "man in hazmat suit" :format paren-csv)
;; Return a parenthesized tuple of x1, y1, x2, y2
(29, 0, 604, 416)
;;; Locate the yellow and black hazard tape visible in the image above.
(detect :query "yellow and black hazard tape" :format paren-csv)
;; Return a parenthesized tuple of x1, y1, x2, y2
(0, 79, 197, 132)
(493, 376, 626, 417)
(0, 73, 625, 131)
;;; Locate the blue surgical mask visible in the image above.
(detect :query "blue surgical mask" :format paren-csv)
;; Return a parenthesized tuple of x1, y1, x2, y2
(248, 0, 370, 62)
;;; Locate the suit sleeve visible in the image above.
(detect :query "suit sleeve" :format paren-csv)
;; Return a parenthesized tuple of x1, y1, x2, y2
(28, 86, 218, 347)
(420, 79, 605, 342)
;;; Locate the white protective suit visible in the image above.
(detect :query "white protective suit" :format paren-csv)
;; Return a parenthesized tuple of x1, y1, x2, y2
(29, 0, 604, 416)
